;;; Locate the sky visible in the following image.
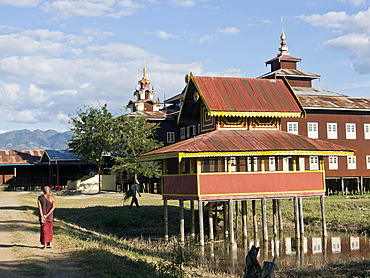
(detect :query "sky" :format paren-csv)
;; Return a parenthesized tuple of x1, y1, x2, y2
(0, 0, 369, 132)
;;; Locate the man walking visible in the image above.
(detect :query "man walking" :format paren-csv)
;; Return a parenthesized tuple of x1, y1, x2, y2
(129, 180, 141, 209)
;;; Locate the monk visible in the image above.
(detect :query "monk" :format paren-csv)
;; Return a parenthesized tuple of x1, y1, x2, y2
(38, 186, 55, 249)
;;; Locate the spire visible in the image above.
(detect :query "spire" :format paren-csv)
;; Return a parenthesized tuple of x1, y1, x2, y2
(279, 17, 289, 55)
(139, 62, 150, 89)
(143, 62, 147, 79)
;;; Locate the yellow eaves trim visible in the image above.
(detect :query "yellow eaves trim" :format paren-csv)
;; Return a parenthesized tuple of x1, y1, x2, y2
(209, 111, 303, 118)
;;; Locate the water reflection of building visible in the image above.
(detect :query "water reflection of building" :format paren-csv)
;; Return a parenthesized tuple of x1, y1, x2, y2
(331, 237, 341, 253)
(312, 237, 322, 254)
(350, 236, 360, 250)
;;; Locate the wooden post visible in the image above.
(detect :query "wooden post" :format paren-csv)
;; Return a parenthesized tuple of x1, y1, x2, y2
(214, 202, 218, 239)
(199, 200, 204, 246)
(229, 199, 235, 245)
(298, 197, 304, 236)
(341, 177, 345, 196)
(252, 200, 258, 236)
(320, 196, 327, 237)
(242, 200, 247, 239)
(191, 200, 195, 239)
(294, 196, 300, 239)
(180, 200, 185, 242)
(208, 202, 214, 241)
(261, 198, 268, 242)
(224, 201, 229, 238)
(164, 200, 168, 241)
(272, 199, 278, 237)
(235, 201, 238, 240)
(277, 199, 283, 232)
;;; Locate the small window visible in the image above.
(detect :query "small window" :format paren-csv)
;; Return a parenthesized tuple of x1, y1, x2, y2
(230, 157, 236, 172)
(347, 156, 356, 170)
(327, 123, 338, 139)
(283, 157, 289, 172)
(253, 157, 258, 171)
(269, 157, 276, 171)
(166, 132, 175, 143)
(186, 126, 191, 138)
(298, 157, 305, 171)
(364, 124, 370, 139)
(180, 127, 185, 140)
(329, 156, 338, 170)
(346, 123, 356, 139)
(287, 122, 298, 135)
(309, 156, 319, 170)
(192, 125, 196, 136)
(247, 157, 252, 171)
(367, 155, 370, 169)
(331, 237, 341, 253)
(307, 122, 318, 139)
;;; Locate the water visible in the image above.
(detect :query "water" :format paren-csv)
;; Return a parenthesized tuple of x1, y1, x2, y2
(196, 235, 369, 275)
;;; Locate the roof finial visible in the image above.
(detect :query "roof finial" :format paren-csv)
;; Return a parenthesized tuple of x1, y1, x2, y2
(143, 61, 147, 79)
(279, 17, 289, 55)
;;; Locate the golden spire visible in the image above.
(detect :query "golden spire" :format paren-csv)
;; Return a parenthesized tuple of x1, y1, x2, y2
(143, 62, 147, 79)
(279, 17, 289, 55)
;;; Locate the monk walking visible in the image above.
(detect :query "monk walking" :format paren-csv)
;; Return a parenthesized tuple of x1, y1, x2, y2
(38, 186, 55, 249)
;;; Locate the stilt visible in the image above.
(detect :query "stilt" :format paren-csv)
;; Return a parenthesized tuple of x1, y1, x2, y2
(320, 196, 327, 237)
(272, 199, 278, 237)
(235, 201, 239, 240)
(294, 196, 300, 239)
(208, 202, 214, 241)
(298, 197, 304, 236)
(277, 199, 283, 232)
(180, 200, 185, 242)
(360, 176, 364, 195)
(341, 178, 345, 196)
(261, 198, 268, 242)
(252, 200, 258, 236)
(229, 199, 235, 245)
(242, 200, 247, 239)
(224, 201, 229, 238)
(213, 202, 218, 239)
(199, 200, 204, 246)
(191, 200, 195, 239)
(164, 199, 168, 241)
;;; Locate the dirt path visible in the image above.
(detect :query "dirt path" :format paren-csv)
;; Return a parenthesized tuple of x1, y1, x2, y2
(0, 192, 87, 278)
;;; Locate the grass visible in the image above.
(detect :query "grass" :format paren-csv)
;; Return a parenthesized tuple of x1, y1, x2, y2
(15, 191, 370, 277)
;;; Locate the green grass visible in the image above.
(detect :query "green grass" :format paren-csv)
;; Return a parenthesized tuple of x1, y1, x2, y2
(15, 192, 370, 277)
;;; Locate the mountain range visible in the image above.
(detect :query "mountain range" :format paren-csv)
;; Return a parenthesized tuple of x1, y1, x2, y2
(0, 129, 73, 150)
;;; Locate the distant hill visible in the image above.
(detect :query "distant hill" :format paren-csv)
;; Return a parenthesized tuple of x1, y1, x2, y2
(0, 129, 73, 150)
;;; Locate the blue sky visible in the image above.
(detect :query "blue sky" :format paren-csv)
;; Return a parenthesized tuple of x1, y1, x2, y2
(0, 0, 369, 132)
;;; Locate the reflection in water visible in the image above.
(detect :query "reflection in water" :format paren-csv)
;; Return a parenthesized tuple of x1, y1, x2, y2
(197, 235, 369, 275)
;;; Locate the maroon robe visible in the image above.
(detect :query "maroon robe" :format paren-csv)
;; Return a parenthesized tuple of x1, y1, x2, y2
(38, 195, 53, 244)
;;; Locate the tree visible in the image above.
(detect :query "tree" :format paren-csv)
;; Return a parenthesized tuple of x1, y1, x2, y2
(68, 104, 114, 192)
(111, 115, 163, 183)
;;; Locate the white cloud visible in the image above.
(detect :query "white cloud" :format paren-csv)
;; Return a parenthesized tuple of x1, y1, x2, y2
(41, 0, 143, 19)
(216, 27, 240, 35)
(170, 0, 195, 7)
(198, 34, 215, 43)
(203, 68, 242, 77)
(0, 0, 41, 7)
(338, 0, 366, 6)
(155, 30, 179, 40)
(300, 7, 370, 74)
(7, 110, 39, 123)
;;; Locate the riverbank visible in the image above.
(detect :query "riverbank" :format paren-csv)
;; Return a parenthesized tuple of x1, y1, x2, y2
(10, 192, 370, 277)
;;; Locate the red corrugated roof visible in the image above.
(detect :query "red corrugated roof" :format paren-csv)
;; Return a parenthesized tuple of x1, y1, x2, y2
(265, 54, 302, 64)
(298, 95, 370, 110)
(193, 76, 303, 114)
(259, 69, 320, 80)
(141, 129, 353, 157)
(0, 150, 43, 165)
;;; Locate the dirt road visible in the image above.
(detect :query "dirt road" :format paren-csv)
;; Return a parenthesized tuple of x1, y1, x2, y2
(0, 192, 87, 278)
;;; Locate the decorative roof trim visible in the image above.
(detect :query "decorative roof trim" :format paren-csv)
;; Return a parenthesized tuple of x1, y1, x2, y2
(208, 111, 302, 118)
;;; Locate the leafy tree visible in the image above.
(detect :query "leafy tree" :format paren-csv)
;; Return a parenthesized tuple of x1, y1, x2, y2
(111, 115, 163, 182)
(68, 104, 114, 192)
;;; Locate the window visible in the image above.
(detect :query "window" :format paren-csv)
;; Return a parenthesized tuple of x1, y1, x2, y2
(247, 157, 252, 171)
(309, 156, 319, 170)
(327, 123, 338, 139)
(367, 156, 370, 169)
(307, 122, 318, 138)
(299, 157, 305, 171)
(331, 237, 341, 253)
(283, 157, 289, 172)
(365, 124, 370, 139)
(192, 125, 196, 136)
(269, 157, 276, 171)
(329, 156, 338, 170)
(230, 157, 236, 172)
(180, 127, 185, 140)
(287, 122, 298, 135)
(253, 157, 258, 171)
(186, 126, 191, 138)
(166, 132, 175, 143)
(312, 238, 322, 254)
(347, 156, 356, 170)
(346, 123, 356, 139)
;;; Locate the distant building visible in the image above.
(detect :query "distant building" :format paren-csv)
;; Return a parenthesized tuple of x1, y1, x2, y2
(259, 25, 370, 194)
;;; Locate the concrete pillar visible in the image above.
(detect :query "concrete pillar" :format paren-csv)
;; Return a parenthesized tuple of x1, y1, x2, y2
(229, 199, 235, 245)
(294, 196, 300, 239)
(277, 199, 283, 232)
(360, 176, 364, 195)
(320, 196, 327, 238)
(272, 199, 278, 237)
(341, 178, 345, 196)
(235, 201, 238, 240)
(224, 201, 229, 238)
(298, 197, 304, 236)
(242, 200, 247, 239)
(261, 198, 268, 242)
(199, 200, 204, 246)
(208, 202, 214, 241)
(164, 199, 168, 241)
(191, 200, 195, 239)
(252, 200, 258, 236)
(180, 200, 185, 242)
